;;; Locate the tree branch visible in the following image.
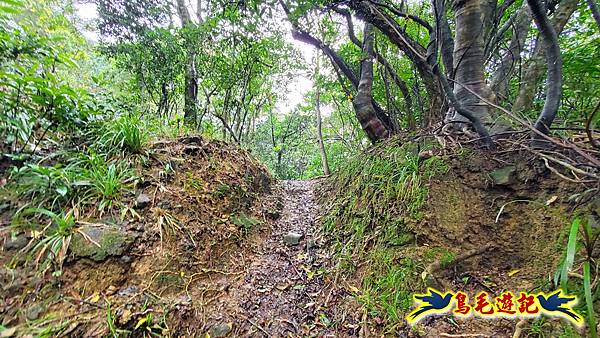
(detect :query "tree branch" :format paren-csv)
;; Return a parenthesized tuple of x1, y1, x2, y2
(527, 0, 563, 135)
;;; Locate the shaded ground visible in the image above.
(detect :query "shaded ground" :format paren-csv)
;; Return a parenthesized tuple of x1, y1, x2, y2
(218, 180, 359, 337)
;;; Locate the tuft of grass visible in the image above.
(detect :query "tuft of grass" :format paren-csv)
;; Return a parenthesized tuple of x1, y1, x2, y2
(87, 162, 133, 215)
(8, 151, 137, 221)
(18, 208, 78, 270)
(95, 114, 148, 155)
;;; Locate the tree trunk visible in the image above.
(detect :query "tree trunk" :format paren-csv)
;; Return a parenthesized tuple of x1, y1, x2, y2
(528, 0, 563, 135)
(315, 55, 330, 175)
(490, 3, 532, 101)
(176, 0, 198, 127)
(336, 7, 413, 131)
(434, 0, 455, 78)
(352, 23, 390, 143)
(448, 0, 495, 126)
(348, 0, 444, 122)
(512, 0, 578, 113)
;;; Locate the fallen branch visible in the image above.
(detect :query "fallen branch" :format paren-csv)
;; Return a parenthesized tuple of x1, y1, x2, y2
(426, 244, 494, 275)
(512, 319, 527, 338)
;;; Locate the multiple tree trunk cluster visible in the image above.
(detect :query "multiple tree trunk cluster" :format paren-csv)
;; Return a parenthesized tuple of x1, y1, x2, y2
(284, 0, 582, 145)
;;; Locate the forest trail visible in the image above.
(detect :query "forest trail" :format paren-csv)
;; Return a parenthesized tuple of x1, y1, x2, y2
(212, 179, 351, 337)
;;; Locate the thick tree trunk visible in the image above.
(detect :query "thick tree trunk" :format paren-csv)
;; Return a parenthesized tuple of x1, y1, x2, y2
(176, 0, 198, 127)
(336, 7, 411, 131)
(289, 28, 393, 141)
(512, 0, 578, 113)
(315, 55, 330, 175)
(352, 24, 390, 143)
(448, 0, 495, 126)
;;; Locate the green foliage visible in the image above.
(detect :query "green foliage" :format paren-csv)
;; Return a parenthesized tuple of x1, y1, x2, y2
(583, 262, 597, 338)
(359, 251, 423, 324)
(554, 216, 599, 338)
(560, 217, 580, 291)
(95, 114, 148, 155)
(231, 212, 260, 236)
(0, 0, 96, 155)
(20, 208, 76, 269)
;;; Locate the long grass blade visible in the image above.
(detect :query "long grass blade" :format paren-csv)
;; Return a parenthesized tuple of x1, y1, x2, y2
(584, 261, 597, 338)
(560, 217, 580, 291)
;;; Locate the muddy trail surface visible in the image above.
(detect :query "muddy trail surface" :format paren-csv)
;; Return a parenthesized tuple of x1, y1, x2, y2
(205, 180, 357, 337)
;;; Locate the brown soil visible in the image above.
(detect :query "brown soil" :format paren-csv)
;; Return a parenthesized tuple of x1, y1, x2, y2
(0, 137, 358, 336)
(380, 148, 592, 337)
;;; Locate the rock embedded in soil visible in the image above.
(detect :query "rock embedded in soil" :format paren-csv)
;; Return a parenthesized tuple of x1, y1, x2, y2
(26, 304, 43, 320)
(3, 233, 28, 251)
(70, 225, 133, 262)
(284, 231, 303, 245)
(490, 165, 517, 185)
(135, 193, 151, 209)
(209, 322, 233, 337)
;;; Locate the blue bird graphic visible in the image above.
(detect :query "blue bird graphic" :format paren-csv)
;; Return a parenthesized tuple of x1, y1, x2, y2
(537, 291, 582, 323)
(407, 288, 454, 323)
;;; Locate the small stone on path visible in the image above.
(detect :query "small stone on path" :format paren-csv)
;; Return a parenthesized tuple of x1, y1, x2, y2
(209, 322, 233, 337)
(135, 193, 151, 209)
(283, 232, 303, 245)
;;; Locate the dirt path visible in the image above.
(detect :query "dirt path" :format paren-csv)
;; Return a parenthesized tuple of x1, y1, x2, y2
(224, 179, 342, 337)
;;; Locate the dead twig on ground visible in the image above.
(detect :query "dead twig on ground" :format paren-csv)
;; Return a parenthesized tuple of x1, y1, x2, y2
(241, 315, 271, 337)
(512, 319, 527, 338)
(426, 244, 494, 275)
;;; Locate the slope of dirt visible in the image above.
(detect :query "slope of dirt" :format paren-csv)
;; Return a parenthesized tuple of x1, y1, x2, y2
(317, 139, 597, 338)
(0, 137, 359, 337)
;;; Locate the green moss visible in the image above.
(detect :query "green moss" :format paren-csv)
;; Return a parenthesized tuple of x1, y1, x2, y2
(231, 212, 260, 237)
(183, 171, 205, 193)
(70, 226, 131, 261)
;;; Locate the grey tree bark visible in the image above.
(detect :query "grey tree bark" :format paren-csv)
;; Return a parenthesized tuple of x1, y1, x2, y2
(352, 23, 390, 143)
(490, 3, 532, 101)
(335, 7, 414, 130)
(527, 0, 563, 135)
(447, 0, 496, 126)
(512, 0, 578, 113)
(347, 0, 444, 122)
